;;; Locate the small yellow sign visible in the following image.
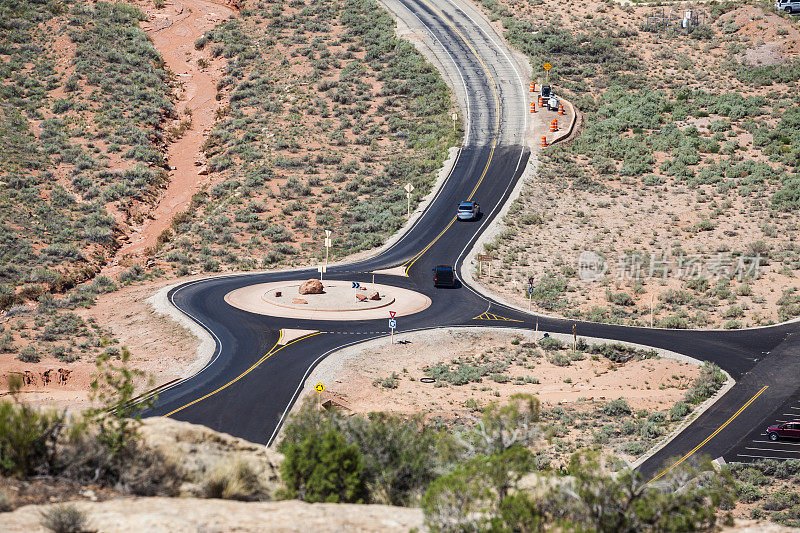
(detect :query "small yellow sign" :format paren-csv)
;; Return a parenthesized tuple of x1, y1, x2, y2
(314, 382, 325, 393)
(543, 62, 552, 71)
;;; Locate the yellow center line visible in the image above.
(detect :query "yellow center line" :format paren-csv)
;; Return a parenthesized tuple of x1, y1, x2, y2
(648, 385, 769, 484)
(161, 331, 322, 418)
(402, 0, 502, 275)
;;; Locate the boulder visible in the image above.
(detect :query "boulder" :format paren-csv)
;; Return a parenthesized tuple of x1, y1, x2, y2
(292, 298, 308, 305)
(298, 279, 324, 295)
(369, 291, 380, 301)
(355, 293, 368, 302)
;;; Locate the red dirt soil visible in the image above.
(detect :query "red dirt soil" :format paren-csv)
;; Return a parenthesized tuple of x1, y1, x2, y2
(103, 0, 236, 275)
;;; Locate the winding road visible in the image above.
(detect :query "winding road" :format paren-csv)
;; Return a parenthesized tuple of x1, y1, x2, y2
(147, 0, 800, 479)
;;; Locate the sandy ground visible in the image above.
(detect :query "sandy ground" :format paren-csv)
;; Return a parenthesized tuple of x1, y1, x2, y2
(471, 0, 800, 329)
(0, 277, 205, 411)
(302, 328, 699, 418)
(104, 0, 235, 274)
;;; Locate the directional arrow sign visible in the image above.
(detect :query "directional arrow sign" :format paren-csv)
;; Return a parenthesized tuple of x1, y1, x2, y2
(352, 282, 360, 289)
(388, 319, 397, 329)
(389, 311, 396, 319)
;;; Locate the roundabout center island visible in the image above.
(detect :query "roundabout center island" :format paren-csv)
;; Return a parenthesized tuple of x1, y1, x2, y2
(224, 279, 431, 321)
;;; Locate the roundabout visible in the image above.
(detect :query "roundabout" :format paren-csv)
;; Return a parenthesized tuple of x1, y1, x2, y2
(223, 279, 431, 320)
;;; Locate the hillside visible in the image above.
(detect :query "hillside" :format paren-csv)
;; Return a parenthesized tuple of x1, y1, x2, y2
(475, 0, 800, 328)
(0, 0, 459, 404)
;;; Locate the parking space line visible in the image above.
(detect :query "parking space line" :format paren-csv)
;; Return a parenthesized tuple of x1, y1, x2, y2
(737, 454, 796, 460)
(753, 440, 800, 446)
(744, 447, 800, 453)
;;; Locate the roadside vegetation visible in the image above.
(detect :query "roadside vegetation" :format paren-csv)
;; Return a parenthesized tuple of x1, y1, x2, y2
(153, 0, 460, 274)
(388, 336, 726, 465)
(478, 0, 800, 328)
(1, 0, 457, 400)
(276, 394, 736, 531)
(729, 459, 800, 527)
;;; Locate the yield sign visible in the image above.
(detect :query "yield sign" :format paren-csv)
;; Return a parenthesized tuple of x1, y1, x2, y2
(389, 311, 396, 319)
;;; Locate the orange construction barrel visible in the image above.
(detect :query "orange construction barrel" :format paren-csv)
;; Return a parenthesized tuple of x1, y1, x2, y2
(541, 136, 547, 147)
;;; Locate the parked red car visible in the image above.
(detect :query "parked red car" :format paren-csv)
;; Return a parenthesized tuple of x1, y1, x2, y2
(766, 420, 800, 441)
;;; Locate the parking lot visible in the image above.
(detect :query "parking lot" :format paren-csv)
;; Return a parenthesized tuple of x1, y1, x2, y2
(729, 390, 800, 463)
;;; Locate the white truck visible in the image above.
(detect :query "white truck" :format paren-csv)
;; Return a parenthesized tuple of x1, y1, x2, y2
(776, 0, 800, 13)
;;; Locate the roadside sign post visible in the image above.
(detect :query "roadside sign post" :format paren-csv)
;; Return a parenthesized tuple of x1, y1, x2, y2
(528, 277, 534, 311)
(314, 382, 325, 393)
(477, 254, 493, 277)
(535, 317, 539, 341)
(317, 264, 327, 281)
(543, 62, 552, 84)
(352, 281, 360, 300)
(324, 230, 332, 266)
(452, 112, 458, 132)
(572, 323, 577, 351)
(389, 311, 397, 344)
(404, 183, 414, 218)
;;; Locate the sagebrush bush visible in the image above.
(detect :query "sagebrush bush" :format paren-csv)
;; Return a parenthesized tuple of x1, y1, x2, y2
(39, 504, 88, 533)
(203, 459, 261, 501)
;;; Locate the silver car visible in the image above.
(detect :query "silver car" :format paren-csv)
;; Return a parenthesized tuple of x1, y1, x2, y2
(457, 201, 480, 220)
(776, 0, 800, 13)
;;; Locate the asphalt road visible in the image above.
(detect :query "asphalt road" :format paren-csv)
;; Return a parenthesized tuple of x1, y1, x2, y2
(148, 0, 800, 478)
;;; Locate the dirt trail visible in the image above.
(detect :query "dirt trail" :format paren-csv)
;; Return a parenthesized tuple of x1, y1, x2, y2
(103, 0, 235, 275)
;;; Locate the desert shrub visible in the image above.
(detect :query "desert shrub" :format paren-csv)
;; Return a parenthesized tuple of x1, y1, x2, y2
(685, 363, 726, 404)
(39, 504, 88, 533)
(279, 401, 447, 506)
(0, 489, 10, 512)
(588, 343, 656, 364)
(606, 291, 634, 306)
(547, 351, 571, 367)
(0, 397, 65, 477)
(538, 336, 564, 351)
(279, 428, 367, 503)
(421, 446, 537, 532)
(202, 459, 261, 501)
(603, 398, 632, 417)
(373, 372, 399, 389)
(17, 346, 40, 363)
(762, 490, 800, 511)
(669, 401, 692, 421)
(737, 483, 763, 503)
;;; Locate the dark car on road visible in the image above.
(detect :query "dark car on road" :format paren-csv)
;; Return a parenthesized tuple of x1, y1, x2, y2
(457, 201, 480, 221)
(433, 265, 455, 287)
(766, 420, 800, 441)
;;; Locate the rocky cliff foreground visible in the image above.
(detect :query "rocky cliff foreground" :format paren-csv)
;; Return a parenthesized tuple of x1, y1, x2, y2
(0, 498, 424, 532)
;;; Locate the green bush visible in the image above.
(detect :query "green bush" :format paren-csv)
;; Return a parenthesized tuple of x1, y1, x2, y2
(279, 428, 367, 503)
(0, 399, 65, 476)
(603, 398, 632, 417)
(538, 336, 564, 351)
(669, 401, 692, 421)
(685, 363, 726, 404)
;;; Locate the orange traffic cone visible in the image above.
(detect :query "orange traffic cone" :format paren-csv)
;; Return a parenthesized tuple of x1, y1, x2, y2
(530, 103, 536, 113)
(558, 105, 564, 115)
(541, 136, 547, 147)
